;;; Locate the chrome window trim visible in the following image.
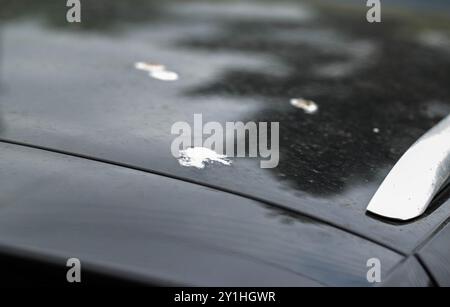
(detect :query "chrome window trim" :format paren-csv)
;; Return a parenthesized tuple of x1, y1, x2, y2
(367, 114, 450, 221)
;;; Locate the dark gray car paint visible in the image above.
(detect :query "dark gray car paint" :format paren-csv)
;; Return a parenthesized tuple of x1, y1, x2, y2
(381, 257, 434, 287)
(0, 142, 403, 286)
(417, 221, 450, 286)
(0, 0, 449, 281)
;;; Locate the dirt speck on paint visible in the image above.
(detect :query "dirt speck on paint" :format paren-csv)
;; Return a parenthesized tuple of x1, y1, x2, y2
(178, 147, 231, 169)
(134, 62, 179, 81)
(290, 98, 319, 114)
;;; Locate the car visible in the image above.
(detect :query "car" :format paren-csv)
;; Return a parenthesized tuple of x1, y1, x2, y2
(0, 0, 449, 288)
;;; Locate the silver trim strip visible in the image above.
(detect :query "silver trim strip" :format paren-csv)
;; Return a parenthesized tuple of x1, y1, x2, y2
(367, 114, 450, 221)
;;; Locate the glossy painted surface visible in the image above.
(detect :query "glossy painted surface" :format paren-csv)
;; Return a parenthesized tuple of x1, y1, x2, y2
(418, 221, 450, 286)
(0, 0, 450, 254)
(381, 257, 434, 287)
(0, 143, 402, 286)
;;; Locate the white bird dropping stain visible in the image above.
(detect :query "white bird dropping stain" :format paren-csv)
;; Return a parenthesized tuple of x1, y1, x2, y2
(373, 128, 380, 133)
(178, 147, 231, 169)
(134, 62, 179, 81)
(290, 98, 318, 114)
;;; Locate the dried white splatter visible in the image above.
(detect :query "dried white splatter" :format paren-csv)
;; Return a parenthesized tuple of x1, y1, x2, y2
(178, 147, 231, 169)
(135, 62, 165, 72)
(150, 70, 179, 81)
(290, 98, 318, 114)
(134, 61, 179, 81)
(373, 128, 380, 133)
